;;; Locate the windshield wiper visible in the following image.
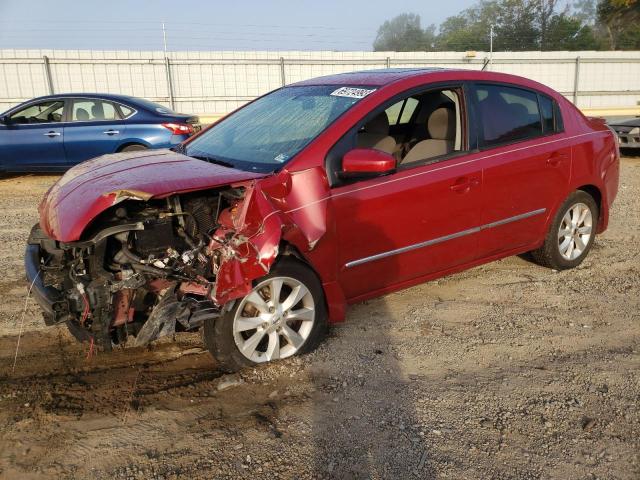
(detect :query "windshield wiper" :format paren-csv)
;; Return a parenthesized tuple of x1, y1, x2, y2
(189, 154, 235, 169)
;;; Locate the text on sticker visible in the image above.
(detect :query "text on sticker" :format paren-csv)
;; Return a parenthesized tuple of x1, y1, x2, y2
(330, 87, 376, 99)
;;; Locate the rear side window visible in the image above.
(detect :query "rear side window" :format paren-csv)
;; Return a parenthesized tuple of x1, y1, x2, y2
(539, 94, 556, 133)
(475, 84, 543, 147)
(118, 104, 135, 118)
(71, 99, 119, 122)
(385, 100, 403, 125)
(385, 97, 418, 126)
(554, 100, 564, 132)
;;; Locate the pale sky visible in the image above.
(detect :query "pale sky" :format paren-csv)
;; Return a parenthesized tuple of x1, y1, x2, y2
(0, 0, 477, 51)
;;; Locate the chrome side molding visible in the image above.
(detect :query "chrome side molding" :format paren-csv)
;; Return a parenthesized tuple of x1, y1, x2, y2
(345, 208, 546, 269)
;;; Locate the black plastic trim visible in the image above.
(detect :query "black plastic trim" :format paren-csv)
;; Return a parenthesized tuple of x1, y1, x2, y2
(24, 243, 66, 325)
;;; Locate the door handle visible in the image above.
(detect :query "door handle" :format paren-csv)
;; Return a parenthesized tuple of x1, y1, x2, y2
(44, 131, 61, 137)
(103, 130, 120, 135)
(546, 152, 568, 166)
(450, 176, 479, 193)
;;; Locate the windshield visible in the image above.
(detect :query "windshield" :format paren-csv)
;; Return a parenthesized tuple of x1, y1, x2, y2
(184, 85, 372, 172)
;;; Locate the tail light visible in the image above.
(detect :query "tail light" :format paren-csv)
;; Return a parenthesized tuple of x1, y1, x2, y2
(162, 122, 194, 135)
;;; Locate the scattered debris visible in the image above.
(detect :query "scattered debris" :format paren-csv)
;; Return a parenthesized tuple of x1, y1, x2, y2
(216, 375, 244, 391)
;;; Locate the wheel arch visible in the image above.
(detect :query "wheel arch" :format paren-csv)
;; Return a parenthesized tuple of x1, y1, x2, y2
(116, 140, 150, 152)
(577, 184, 601, 211)
(576, 184, 606, 232)
(277, 240, 346, 324)
(278, 241, 314, 268)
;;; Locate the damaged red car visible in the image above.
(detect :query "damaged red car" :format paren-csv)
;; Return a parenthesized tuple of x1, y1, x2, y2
(26, 69, 619, 371)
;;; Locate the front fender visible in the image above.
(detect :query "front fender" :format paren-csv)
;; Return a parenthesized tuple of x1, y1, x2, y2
(208, 167, 341, 317)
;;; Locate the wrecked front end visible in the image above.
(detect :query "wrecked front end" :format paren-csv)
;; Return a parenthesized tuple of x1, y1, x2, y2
(25, 183, 283, 350)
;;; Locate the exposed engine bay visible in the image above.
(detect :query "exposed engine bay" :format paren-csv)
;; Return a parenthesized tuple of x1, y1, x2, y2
(28, 188, 247, 350)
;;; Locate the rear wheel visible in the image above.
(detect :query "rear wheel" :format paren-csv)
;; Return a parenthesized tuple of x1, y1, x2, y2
(203, 258, 327, 372)
(531, 190, 598, 270)
(119, 144, 147, 152)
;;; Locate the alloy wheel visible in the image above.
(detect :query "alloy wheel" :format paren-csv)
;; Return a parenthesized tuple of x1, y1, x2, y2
(557, 202, 593, 261)
(232, 276, 316, 363)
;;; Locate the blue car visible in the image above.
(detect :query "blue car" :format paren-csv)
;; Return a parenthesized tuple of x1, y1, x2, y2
(0, 94, 201, 172)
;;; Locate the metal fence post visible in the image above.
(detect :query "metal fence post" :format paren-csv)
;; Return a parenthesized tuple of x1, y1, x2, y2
(280, 57, 286, 86)
(573, 56, 581, 105)
(164, 56, 175, 110)
(386, 56, 391, 69)
(42, 55, 54, 95)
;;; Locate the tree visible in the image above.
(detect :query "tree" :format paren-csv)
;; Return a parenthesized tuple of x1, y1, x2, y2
(597, 0, 640, 48)
(535, 0, 563, 48)
(572, 0, 598, 23)
(493, 0, 539, 50)
(372, 0, 607, 52)
(544, 14, 603, 49)
(373, 14, 436, 51)
(436, 12, 491, 51)
(436, 0, 545, 51)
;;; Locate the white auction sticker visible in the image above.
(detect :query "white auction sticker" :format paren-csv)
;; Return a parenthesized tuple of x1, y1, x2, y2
(330, 87, 376, 99)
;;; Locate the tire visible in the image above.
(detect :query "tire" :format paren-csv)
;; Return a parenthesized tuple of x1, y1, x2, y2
(119, 144, 148, 152)
(531, 190, 599, 270)
(203, 257, 328, 372)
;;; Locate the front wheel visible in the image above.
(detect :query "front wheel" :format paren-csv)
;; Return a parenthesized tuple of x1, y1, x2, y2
(203, 258, 328, 372)
(531, 190, 599, 270)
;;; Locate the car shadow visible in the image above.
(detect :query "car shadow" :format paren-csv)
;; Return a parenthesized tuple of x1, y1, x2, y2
(311, 214, 437, 478)
(620, 147, 640, 158)
(0, 172, 63, 181)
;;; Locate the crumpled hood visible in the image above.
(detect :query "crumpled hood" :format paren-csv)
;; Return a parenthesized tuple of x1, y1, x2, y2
(39, 149, 265, 242)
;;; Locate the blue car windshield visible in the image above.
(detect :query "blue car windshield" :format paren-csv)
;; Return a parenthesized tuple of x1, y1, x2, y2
(184, 85, 372, 173)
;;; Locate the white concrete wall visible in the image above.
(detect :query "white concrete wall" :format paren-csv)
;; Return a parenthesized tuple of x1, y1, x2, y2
(1, 49, 639, 115)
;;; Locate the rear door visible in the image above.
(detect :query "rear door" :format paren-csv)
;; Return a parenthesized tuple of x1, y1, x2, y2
(63, 98, 126, 165)
(471, 83, 570, 257)
(0, 99, 67, 171)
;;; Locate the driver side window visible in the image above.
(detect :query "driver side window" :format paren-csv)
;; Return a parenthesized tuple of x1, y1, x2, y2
(10, 100, 65, 124)
(326, 86, 467, 187)
(355, 87, 464, 166)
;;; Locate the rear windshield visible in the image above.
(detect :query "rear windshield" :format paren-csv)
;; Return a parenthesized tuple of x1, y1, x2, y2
(184, 85, 371, 172)
(134, 98, 176, 115)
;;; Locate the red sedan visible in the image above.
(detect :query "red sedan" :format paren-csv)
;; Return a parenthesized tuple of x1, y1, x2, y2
(26, 68, 619, 371)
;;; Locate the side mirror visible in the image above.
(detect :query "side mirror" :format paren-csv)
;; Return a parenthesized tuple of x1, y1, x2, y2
(340, 148, 396, 179)
(0, 115, 9, 125)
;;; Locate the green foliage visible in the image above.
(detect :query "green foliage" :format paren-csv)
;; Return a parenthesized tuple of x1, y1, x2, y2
(374, 0, 639, 51)
(597, 0, 640, 48)
(373, 14, 437, 51)
(543, 14, 605, 49)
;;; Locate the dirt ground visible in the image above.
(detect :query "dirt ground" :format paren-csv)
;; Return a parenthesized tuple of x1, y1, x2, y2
(0, 156, 638, 480)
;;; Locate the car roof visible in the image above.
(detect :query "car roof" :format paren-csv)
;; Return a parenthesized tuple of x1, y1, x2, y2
(288, 67, 548, 90)
(33, 93, 135, 102)
(290, 68, 456, 87)
(4, 93, 195, 118)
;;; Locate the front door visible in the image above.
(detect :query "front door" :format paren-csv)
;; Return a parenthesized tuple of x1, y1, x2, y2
(332, 156, 483, 301)
(0, 99, 67, 171)
(329, 84, 481, 301)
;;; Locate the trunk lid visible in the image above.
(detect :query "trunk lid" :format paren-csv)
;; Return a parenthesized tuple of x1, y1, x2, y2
(40, 149, 266, 242)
